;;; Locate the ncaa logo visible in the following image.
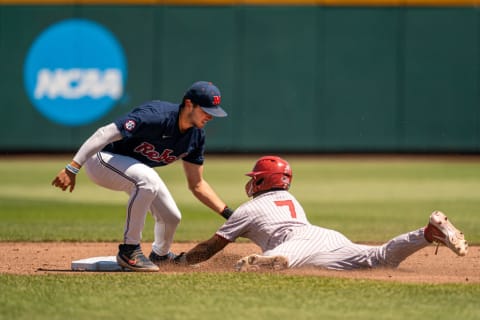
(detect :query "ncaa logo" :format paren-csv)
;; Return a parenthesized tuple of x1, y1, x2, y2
(23, 19, 127, 126)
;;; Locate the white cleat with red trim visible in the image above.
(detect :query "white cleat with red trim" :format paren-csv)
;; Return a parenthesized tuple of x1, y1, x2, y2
(424, 211, 468, 256)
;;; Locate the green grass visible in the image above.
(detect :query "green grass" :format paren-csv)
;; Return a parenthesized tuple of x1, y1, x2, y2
(1, 273, 479, 320)
(1, 156, 479, 243)
(0, 156, 479, 320)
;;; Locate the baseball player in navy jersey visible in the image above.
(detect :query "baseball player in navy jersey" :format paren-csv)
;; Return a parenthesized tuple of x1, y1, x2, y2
(52, 81, 234, 272)
(174, 156, 468, 271)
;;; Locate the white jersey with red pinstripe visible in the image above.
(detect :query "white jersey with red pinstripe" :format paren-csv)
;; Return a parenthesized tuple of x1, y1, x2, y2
(216, 190, 429, 270)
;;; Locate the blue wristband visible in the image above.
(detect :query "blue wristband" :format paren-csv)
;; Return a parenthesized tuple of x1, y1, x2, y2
(65, 164, 80, 175)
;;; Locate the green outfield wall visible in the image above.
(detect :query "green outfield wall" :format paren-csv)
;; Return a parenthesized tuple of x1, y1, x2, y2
(1, 1, 479, 153)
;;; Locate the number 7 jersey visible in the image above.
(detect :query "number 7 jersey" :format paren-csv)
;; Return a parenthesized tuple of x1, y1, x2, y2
(216, 190, 310, 252)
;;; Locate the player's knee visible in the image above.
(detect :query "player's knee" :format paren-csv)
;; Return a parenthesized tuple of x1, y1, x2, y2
(168, 212, 181, 226)
(164, 208, 181, 224)
(137, 174, 163, 195)
(153, 208, 181, 226)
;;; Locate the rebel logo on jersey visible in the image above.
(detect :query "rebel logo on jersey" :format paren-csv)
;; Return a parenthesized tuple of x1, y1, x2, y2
(134, 142, 187, 164)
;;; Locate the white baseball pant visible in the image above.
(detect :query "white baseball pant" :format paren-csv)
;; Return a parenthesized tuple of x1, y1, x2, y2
(264, 226, 429, 270)
(84, 151, 181, 255)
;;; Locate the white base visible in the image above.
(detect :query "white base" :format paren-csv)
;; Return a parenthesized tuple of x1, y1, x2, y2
(71, 256, 123, 271)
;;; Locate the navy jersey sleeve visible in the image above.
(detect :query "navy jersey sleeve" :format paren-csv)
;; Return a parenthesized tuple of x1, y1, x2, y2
(113, 105, 166, 138)
(182, 130, 205, 165)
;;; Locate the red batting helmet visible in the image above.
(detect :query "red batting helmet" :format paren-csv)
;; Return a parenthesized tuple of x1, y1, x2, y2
(245, 156, 293, 197)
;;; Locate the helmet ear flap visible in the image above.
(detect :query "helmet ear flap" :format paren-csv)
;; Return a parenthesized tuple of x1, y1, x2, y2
(255, 178, 264, 186)
(245, 177, 256, 197)
(281, 175, 291, 190)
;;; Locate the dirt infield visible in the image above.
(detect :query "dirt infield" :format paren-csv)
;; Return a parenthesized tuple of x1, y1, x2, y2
(1, 242, 478, 284)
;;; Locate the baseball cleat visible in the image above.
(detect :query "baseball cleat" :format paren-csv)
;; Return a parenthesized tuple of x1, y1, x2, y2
(424, 211, 468, 256)
(235, 254, 289, 272)
(116, 244, 159, 272)
(149, 251, 177, 266)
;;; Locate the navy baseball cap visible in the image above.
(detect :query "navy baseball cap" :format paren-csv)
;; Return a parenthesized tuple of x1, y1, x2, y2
(184, 81, 228, 117)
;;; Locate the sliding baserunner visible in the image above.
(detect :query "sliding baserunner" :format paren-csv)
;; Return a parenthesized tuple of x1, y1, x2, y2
(174, 156, 468, 271)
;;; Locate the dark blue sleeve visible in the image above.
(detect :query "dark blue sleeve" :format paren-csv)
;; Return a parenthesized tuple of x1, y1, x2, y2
(113, 105, 165, 138)
(182, 131, 205, 165)
(113, 108, 145, 138)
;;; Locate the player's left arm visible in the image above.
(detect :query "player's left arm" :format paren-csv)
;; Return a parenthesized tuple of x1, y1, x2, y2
(177, 234, 230, 265)
(182, 161, 233, 219)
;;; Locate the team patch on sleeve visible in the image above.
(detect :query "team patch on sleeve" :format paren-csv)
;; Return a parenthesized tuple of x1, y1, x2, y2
(124, 119, 136, 131)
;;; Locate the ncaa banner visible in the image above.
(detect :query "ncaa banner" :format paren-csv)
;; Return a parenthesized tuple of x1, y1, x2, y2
(23, 19, 127, 126)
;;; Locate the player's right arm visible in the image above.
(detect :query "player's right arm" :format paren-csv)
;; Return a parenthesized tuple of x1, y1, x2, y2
(178, 234, 230, 265)
(177, 208, 250, 265)
(51, 123, 123, 192)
